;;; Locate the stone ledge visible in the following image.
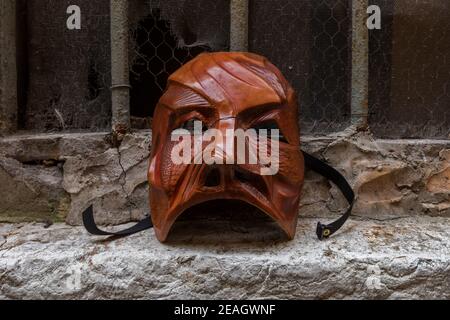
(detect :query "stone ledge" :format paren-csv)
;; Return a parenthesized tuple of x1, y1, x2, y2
(1, 216, 449, 299)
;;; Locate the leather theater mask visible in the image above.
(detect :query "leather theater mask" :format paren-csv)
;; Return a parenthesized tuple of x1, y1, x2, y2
(148, 52, 305, 242)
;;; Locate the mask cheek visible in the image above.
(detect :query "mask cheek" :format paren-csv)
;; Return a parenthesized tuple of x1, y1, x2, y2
(160, 141, 190, 194)
(276, 147, 304, 184)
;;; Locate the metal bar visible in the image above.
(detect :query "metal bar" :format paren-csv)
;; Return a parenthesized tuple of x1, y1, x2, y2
(230, 0, 249, 52)
(351, 0, 369, 128)
(0, 0, 17, 135)
(111, 0, 130, 137)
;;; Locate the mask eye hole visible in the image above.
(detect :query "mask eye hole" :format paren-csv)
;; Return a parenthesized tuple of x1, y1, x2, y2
(251, 120, 288, 143)
(177, 118, 208, 133)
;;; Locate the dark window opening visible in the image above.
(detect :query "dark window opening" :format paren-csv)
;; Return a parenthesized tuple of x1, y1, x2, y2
(369, 0, 450, 138)
(129, 9, 210, 123)
(249, 0, 352, 134)
(17, 0, 112, 133)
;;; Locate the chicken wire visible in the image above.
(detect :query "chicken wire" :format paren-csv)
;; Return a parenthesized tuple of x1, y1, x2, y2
(369, 0, 450, 139)
(20, 0, 112, 132)
(128, 0, 230, 120)
(249, 0, 352, 134)
(18, 0, 448, 138)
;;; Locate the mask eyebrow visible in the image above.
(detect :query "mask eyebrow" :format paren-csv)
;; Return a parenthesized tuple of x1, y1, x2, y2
(160, 83, 212, 110)
(238, 102, 283, 120)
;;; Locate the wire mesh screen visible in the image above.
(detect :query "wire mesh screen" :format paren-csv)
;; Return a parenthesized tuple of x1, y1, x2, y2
(20, 0, 112, 132)
(369, 0, 450, 139)
(128, 0, 230, 122)
(249, 0, 352, 134)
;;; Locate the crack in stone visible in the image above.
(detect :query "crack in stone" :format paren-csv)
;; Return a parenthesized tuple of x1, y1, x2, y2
(255, 264, 273, 295)
(116, 146, 138, 221)
(0, 238, 6, 249)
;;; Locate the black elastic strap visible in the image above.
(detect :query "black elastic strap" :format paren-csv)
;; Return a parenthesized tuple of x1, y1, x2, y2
(82, 206, 153, 237)
(302, 151, 355, 240)
(83, 152, 354, 240)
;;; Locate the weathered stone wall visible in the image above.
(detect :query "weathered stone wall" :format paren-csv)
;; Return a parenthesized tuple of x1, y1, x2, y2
(301, 132, 450, 219)
(0, 130, 448, 226)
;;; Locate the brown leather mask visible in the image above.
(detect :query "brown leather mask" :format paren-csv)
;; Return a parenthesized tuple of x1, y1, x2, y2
(148, 52, 305, 242)
(83, 53, 353, 241)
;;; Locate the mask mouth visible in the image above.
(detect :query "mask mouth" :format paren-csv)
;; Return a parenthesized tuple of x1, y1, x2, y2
(152, 163, 300, 242)
(166, 199, 288, 243)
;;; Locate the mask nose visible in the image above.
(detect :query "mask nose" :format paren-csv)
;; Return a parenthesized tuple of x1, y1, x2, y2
(201, 117, 236, 188)
(214, 117, 236, 165)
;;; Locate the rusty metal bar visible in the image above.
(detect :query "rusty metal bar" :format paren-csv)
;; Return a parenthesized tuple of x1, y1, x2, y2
(351, 0, 369, 129)
(111, 0, 130, 137)
(0, 0, 17, 135)
(230, 0, 249, 52)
